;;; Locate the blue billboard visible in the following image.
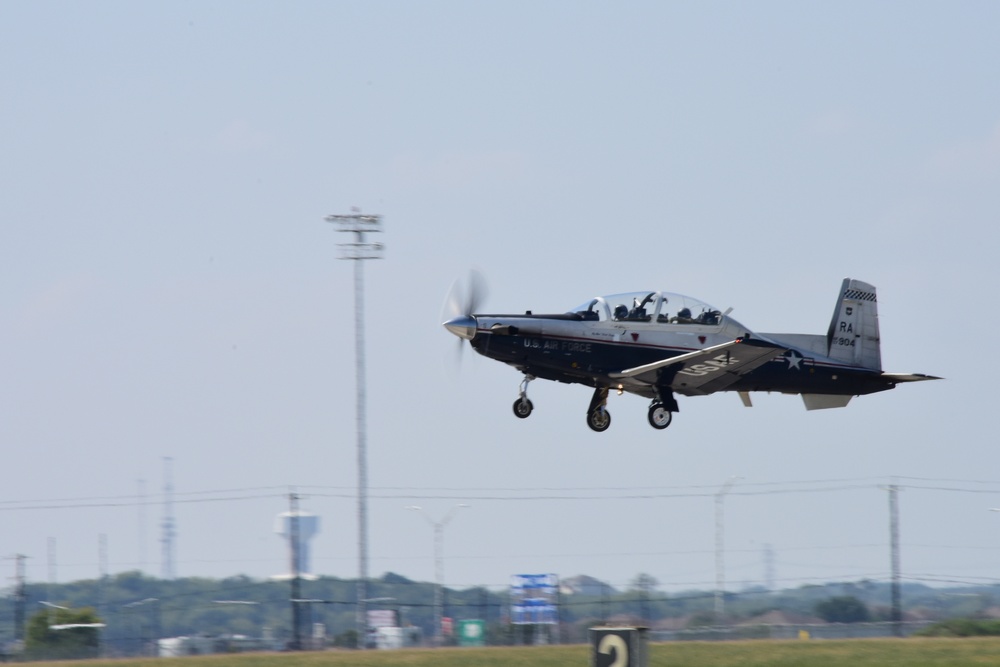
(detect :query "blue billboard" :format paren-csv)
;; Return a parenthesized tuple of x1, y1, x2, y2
(510, 573, 558, 625)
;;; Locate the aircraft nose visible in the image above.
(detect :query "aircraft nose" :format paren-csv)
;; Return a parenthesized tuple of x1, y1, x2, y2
(443, 315, 477, 340)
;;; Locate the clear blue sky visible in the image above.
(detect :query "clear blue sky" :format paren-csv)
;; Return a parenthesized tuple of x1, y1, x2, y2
(2, 1, 998, 595)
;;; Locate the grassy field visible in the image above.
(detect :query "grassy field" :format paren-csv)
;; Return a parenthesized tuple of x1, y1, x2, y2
(25, 638, 1000, 667)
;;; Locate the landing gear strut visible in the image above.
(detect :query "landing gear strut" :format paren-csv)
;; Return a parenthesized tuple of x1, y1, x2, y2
(586, 386, 611, 432)
(512, 375, 535, 419)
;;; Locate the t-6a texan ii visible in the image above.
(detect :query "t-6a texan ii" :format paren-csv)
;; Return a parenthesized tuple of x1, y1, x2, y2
(443, 276, 939, 432)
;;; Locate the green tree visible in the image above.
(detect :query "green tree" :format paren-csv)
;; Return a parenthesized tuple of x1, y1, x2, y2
(814, 596, 871, 623)
(26, 606, 103, 659)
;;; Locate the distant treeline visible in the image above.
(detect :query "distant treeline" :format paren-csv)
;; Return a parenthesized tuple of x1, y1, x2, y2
(2, 570, 997, 657)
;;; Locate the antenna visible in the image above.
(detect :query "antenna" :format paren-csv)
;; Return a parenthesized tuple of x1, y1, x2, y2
(160, 457, 176, 580)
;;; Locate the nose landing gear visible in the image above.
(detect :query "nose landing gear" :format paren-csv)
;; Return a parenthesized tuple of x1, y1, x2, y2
(586, 386, 611, 432)
(512, 375, 535, 419)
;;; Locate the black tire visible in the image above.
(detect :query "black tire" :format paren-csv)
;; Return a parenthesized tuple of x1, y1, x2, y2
(587, 407, 611, 432)
(512, 398, 534, 419)
(648, 404, 673, 430)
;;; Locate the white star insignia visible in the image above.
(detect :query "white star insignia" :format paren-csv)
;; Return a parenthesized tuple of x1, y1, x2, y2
(786, 351, 803, 370)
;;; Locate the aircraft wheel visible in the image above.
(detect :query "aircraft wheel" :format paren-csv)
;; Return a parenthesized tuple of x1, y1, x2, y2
(512, 398, 534, 419)
(648, 404, 673, 430)
(587, 407, 611, 432)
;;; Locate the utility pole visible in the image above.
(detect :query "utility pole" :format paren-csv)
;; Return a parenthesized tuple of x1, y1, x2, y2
(406, 504, 468, 646)
(47, 538, 56, 602)
(289, 491, 302, 651)
(763, 543, 775, 592)
(138, 479, 147, 572)
(14, 554, 27, 644)
(714, 476, 741, 624)
(324, 210, 384, 648)
(889, 484, 902, 636)
(639, 576, 651, 627)
(161, 456, 176, 580)
(98, 534, 108, 657)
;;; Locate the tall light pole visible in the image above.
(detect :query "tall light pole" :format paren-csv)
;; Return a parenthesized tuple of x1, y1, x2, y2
(122, 598, 159, 657)
(325, 211, 385, 648)
(714, 476, 742, 623)
(407, 504, 468, 646)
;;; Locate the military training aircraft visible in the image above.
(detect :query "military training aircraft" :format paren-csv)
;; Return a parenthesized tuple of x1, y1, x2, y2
(443, 276, 938, 432)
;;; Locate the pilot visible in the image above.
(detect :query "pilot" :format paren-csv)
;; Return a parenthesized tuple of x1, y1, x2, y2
(674, 307, 693, 324)
(657, 297, 671, 323)
(614, 304, 628, 321)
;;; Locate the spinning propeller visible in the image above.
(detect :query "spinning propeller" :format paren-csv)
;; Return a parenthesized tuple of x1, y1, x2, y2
(442, 270, 488, 356)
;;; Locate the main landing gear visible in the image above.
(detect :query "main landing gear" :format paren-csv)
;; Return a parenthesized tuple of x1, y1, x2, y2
(584, 387, 676, 433)
(647, 390, 679, 431)
(510, 377, 677, 432)
(648, 402, 673, 429)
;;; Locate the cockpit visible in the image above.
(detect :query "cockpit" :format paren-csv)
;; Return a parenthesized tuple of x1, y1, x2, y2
(570, 291, 723, 326)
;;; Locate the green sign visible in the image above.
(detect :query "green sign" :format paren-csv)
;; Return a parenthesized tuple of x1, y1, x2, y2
(457, 619, 486, 646)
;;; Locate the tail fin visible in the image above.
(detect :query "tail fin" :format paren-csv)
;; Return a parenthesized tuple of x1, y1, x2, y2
(826, 278, 881, 371)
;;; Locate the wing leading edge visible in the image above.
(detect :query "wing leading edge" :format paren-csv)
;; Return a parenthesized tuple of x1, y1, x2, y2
(610, 338, 786, 395)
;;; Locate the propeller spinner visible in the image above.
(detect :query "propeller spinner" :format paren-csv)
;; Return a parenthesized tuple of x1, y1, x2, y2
(443, 314, 477, 340)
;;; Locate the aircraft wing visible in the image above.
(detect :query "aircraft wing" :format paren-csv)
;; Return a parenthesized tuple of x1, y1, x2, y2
(609, 338, 786, 395)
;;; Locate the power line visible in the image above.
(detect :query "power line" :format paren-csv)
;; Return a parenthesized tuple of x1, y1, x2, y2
(6, 476, 1000, 510)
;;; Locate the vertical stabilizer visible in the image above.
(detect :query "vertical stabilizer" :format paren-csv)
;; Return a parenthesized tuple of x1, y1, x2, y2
(826, 278, 881, 370)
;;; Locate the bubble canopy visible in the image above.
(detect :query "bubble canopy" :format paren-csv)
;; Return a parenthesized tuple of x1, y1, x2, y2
(569, 291, 723, 325)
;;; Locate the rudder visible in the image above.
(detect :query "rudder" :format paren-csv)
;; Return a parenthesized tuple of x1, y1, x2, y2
(826, 278, 881, 371)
